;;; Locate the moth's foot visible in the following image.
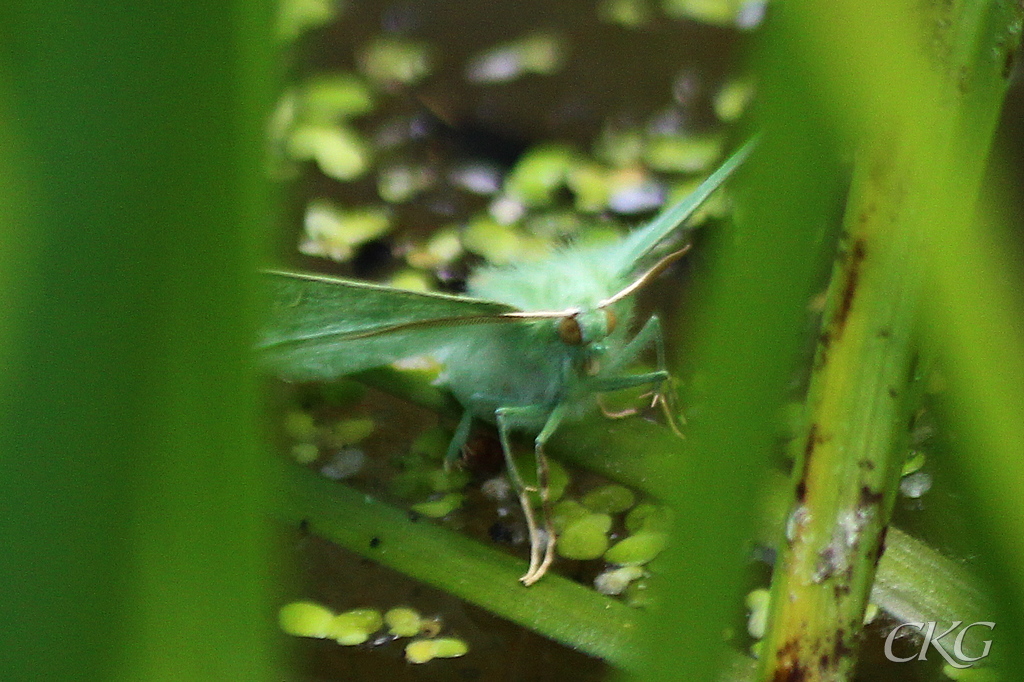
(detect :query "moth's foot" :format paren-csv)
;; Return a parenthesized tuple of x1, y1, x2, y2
(597, 395, 639, 420)
(520, 531, 556, 586)
(646, 389, 685, 438)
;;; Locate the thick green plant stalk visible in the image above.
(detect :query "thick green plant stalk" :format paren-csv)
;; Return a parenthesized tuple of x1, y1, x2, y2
(0, 3, 275, 680)
(758, 1, 1022, 679)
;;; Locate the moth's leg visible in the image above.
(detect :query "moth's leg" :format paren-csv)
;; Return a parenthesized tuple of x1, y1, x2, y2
(521, 402, 569, 586)
(495, 404, 551, 585)
(443, 410, 474, 471)
(599, 315, 683, 435)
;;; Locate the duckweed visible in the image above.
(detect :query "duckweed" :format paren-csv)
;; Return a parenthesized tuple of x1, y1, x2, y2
(503, 144, 579, 207)
(291, 442, 320, 464)
(625, 503, 672, 534)
(410, 492, 464, 518)
(713, 77, 755, 122)
(604, 530, 669, 565)
(405, 637, 469, 663)
(581, 484, 636, 514)
(557, 512, 612, 560)
(299, 201, 390, 261)
(551, 498, 591, 533)
(288, 124, 370, 181)
(284, 410, 317, 442)
(512, 452, 569, 506)
(384, 607, 422, 637)
(328, 417, 375, 446)
(300, 74, 375, 122)
(329, 608, 384, 646)
(745, 588, 770, 638)
(279, 600, 336, 639)
(388, 269, 432, 292)
(642, 132, 724, 173)
(360, 37, 432, 86)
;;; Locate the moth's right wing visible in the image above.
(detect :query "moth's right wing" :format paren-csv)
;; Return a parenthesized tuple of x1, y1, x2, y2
(260, 270, 521, 381)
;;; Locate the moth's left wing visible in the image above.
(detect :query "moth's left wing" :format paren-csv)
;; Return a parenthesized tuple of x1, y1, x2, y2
(260, 270, 521, 381)
(612, 137, 758, 276)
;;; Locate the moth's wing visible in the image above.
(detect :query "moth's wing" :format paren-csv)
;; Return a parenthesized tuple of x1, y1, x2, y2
(260, 270, 520, 381)
(612, 137, 757, 276)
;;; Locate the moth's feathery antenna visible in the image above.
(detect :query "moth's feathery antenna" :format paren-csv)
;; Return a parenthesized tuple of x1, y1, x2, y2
(599, 244, 692, 309)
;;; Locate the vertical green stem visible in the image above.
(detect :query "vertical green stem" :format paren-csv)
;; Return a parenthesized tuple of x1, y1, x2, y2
(758, 134, 926, 681)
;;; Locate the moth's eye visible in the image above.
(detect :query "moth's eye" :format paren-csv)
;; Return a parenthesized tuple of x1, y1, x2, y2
(558, 314, 583, 346)
(604, 308, 617, 334)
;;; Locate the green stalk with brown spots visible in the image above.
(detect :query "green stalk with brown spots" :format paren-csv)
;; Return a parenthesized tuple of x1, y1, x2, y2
(757, 0, 1022, 679)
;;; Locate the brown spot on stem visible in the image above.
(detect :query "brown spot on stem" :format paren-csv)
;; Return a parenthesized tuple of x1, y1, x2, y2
(859, 485, 884, 508)
(834, 239, 866, 337)
(874, 525, 889, 566)
(774, 640, 808, 682)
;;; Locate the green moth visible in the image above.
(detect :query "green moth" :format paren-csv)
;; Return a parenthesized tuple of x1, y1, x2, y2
(261, 140, 755, 584)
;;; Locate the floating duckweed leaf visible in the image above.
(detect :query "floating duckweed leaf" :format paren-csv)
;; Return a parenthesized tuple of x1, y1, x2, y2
(279, 600, 336, 638)
(378, 164, 436, 203)
(523, 210, 584, 239)
(557, 513, 612, 560)
(661, 0, 739, 26)
(384, 607, 422, 637)
(625, 502, 673, 534)
(594, 126, 646, 167)
(512, 453, 569, 506)
(328, 608, 383, 646)
(901, 449, 926, 476)
(277, 0, 339, 41)
(593, 565, 645, 595)
(461, 216, 551, 265)
(713, 77, 755, 122)
(300, 73, 375, 122)
(465, 32, 564, 84)
(406, 227, 463, 269)
(643, 132, 724, 173)
(504, 143, 580, 207)
(604, 530, 669, 565)
(287, 124, 370, 181)
(291, 442, 320, 464)
(284, 410, 317, 442)
(391, 467, 433, 500)
(581, 484, 636, 514)
(359, 37, 432, 86)
(745, 588, 770, 638)
(328, 417, 374, 446)
(426, 468, 470, 493)
(409, 426, 451, 461)
(405, 637, 469, 663)
(598, 0, 654, 27)
(387, 269, 432, 292)
(566, 163, 613, 213)
(411, 492, 464, 518)
(551, 498, 591, 533)
(299, 200, 391, 262)
(430, 638, 469, 659)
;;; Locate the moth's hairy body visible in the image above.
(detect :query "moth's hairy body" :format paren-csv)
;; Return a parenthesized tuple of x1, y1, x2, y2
(440, 245, 636, 431)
